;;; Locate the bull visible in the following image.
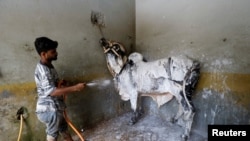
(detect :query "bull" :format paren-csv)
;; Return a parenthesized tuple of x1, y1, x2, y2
(99, 38, 200, 140)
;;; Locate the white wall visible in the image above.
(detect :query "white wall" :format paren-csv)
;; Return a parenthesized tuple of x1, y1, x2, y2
(136, 0, 250, 73)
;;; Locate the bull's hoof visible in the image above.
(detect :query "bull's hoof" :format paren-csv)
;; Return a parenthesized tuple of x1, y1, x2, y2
(181, 134, 188, 141)
(129, 119, 136, 125)
(181, 134, 189, 141)
(129, 115, 138, 125)
(128, 111, 143, 125)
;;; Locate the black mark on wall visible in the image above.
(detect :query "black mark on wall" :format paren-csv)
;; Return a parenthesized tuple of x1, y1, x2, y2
(91, 11, 105, 27)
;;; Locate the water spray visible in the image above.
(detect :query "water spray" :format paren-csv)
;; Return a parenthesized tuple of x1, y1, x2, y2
(86, 79, 111, 87)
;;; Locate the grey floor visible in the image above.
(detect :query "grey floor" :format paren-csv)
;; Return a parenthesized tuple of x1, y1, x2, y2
(72, 112, 207, 141)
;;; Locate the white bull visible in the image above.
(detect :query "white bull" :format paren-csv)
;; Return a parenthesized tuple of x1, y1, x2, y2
(99, 38, 200, 140)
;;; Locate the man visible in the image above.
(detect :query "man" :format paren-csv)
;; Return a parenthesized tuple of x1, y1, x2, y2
(34, 37, 86, 141)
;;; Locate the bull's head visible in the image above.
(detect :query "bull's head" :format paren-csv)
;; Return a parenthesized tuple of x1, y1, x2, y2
(99, 38, 127, 77)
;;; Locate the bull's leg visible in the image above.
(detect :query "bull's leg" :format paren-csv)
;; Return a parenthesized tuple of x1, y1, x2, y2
(130, 110, 142, 125)
(174, 91, 195, 140)
(176, 62, 199, 140)
(171, 104, 184, 123)
(182, 110, 195, 140)
(129, 92, 142, 125)
(178, 106, 195, 140)
(180, 65, 200, 140)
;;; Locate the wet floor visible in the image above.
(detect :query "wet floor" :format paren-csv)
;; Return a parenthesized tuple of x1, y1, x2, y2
(72, 112, 207, 141)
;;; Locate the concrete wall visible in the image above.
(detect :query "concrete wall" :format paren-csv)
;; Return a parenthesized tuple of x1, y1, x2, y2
(136, 0, 250, 140)
(0, 0, 134, 140)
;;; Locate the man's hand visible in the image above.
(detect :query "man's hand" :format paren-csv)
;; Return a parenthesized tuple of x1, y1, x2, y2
(74, 83, 86, 92)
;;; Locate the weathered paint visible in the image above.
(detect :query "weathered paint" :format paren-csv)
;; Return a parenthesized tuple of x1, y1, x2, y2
(1, 72, 249, 140)
(0, 82, 36, 97)
(1, 72, 249, 107)
(196, 72, 250, 108)
(0, 82, 43, 141)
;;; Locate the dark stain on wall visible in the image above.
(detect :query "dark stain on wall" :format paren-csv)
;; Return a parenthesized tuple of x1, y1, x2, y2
(0, 67, 3, 78)
(22, 43, 34, 52)
(0, 90, 13, 99)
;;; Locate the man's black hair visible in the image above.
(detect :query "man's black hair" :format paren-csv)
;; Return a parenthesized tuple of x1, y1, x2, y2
(34, 37, 58, 55)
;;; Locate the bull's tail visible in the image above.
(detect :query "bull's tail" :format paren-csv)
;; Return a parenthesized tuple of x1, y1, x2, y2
(182, 61, 200, 112)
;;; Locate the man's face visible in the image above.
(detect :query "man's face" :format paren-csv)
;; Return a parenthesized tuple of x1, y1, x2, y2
(45, 49, 58, 61)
